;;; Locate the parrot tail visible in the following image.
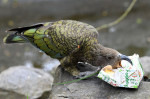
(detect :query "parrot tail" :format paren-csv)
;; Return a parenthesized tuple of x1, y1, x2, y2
(3, 23, 44, 44)
(3, 33, 26, 43)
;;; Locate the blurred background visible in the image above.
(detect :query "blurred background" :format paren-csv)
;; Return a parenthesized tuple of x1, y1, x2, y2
(0, 0, 150, 73)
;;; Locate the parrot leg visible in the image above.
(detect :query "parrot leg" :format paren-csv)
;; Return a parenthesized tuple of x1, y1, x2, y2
(60, 56, 80, 76)
(75, 62, 102, 79)
(60, 56, 102, 78)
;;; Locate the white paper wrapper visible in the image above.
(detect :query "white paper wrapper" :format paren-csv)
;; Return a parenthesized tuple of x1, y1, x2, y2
(97, 54, 144, 88)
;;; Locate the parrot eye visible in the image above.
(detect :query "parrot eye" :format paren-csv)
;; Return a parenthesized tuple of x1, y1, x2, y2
(107, 56, 113, 60)
(107, 57, 112, 60)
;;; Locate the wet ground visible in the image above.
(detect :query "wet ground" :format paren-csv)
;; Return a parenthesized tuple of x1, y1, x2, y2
(0, 0, 150, 72)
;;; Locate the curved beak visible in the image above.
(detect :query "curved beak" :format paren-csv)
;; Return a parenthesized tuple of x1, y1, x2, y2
(120, 54, 133, 65)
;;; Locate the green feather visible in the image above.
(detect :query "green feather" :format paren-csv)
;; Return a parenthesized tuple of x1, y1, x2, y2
(3, 34, 26, 43)
(23, 29, 36, 37)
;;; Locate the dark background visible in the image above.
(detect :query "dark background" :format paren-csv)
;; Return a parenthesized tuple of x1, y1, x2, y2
(0, 0, 150, 72)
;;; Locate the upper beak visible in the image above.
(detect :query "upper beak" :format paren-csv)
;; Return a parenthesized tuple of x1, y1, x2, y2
(120, 54, 133, 65)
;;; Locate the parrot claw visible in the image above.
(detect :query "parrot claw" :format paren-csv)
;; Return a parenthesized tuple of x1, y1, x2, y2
(77, 62, 98, 72)
(74, 66, 102, 79)
(74, 71, 91, 79)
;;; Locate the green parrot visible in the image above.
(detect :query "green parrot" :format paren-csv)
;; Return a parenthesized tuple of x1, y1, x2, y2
(3, 20, 132, 77)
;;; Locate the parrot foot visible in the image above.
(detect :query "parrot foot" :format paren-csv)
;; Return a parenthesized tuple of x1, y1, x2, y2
(74, 71, 96, 79)
(75, 62, 102, 79)
(77, 62, 98, 72)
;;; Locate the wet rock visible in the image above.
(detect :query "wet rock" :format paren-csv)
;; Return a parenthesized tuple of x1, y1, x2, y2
(50, 64, 150, 99)
(0, 66, 53, 99)
(140, 56, 150, 78)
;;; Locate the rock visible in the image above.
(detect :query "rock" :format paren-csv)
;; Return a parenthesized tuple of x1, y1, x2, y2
(50, 65, 150, 99)
(0, 66, 53, 99)
(140, 56, 150, 78)
(147, 37, 150, 43)
(0, 89, 26, 99)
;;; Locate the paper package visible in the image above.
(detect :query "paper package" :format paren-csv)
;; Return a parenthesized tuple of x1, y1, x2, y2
(97, 54, 144, 88)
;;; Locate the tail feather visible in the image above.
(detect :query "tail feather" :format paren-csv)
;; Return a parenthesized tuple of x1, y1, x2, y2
(8, 23, 43, 32)
(3, 23, 44, 44)
(3, 34, 26, 43)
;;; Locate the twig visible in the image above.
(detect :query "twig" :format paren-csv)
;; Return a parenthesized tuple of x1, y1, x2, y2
(96, 0, 137, 31)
